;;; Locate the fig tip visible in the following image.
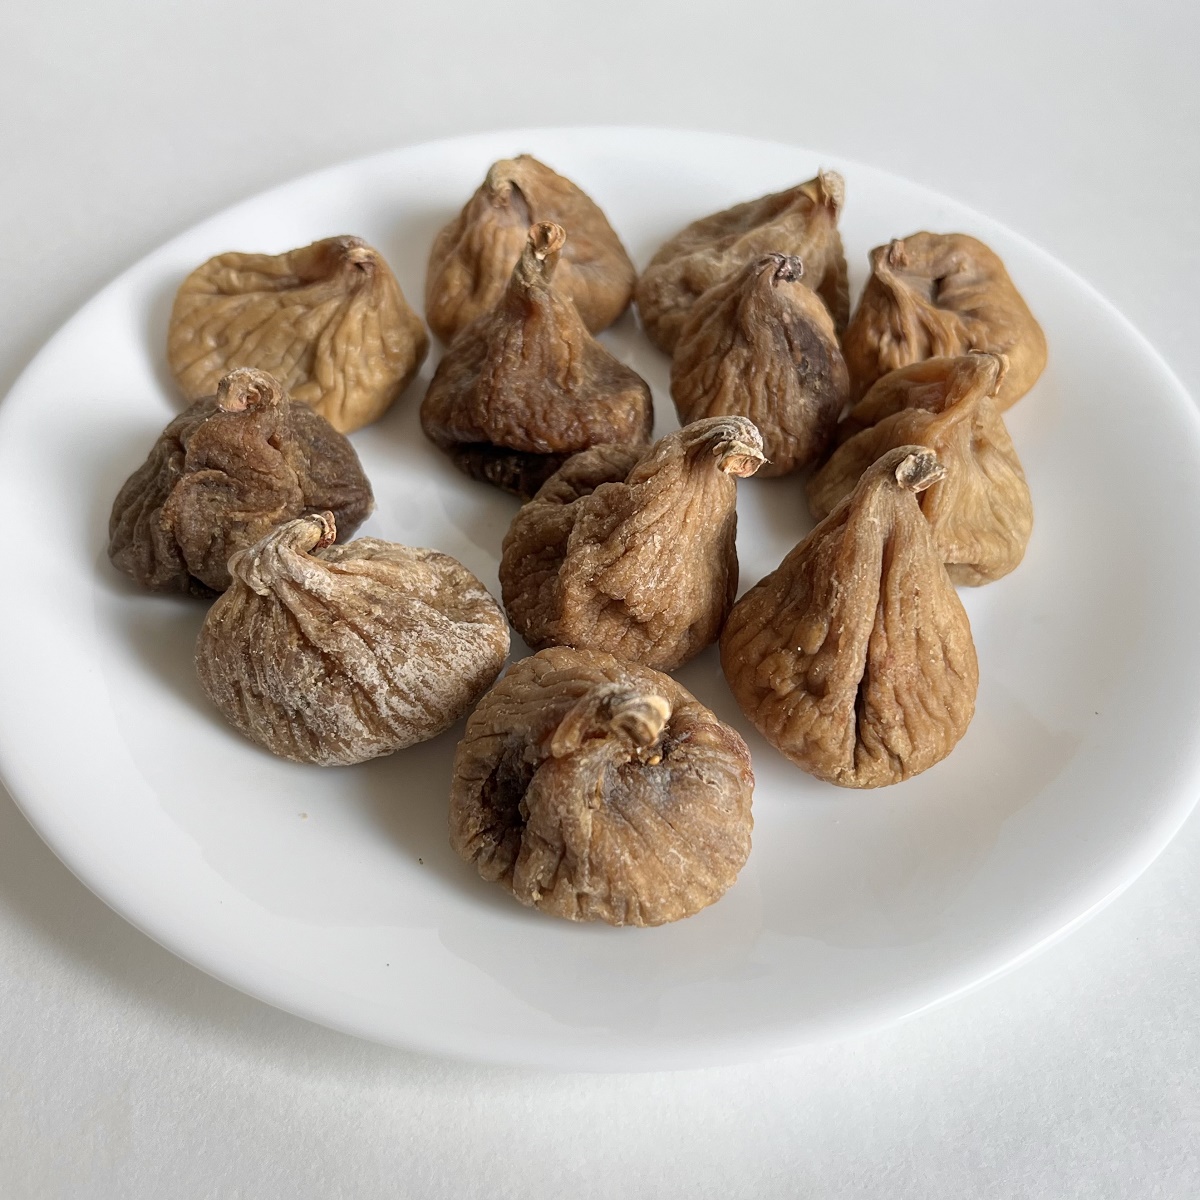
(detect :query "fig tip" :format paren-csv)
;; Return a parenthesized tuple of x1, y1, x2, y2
(215, 367, 285, 413)
(893, 447, 945, 493)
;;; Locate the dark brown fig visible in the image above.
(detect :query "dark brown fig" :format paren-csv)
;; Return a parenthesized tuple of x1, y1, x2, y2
(808, 353, 1032, 585)
(108, 368, 373, 596)
(448, 646, 754, 926)
(500, 416, 766, 671)
(168, 236, 428, 433)
(635, 170, 848, 355)
(420, 222, 654, 500)
(426, 155, 636, 343)
(841, 232, 1047, 409)
(195, 512, 510, 766)
(670, 253, 850, 476)
(721, 446, 978, 788)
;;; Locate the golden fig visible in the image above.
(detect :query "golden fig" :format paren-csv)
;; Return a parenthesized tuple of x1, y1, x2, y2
(168, 235, 429, 433)
(808, 354, 1032, 585)
(670, 253, 850, 476)
(721, 446, 978, 788)
(841, 233, 1047, 409)
(449, 646, 754, 926)
(108, 368, 373, 595)
(501, 416, 765, 671)
(635, 170, 848, 354)
(195, 512, 510, 766)
(426, 155, 636, 343)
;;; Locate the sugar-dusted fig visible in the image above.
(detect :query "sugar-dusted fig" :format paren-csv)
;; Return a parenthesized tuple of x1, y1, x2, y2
(670, 253, 850, 476)
(448, 646, 754, 926)
(808, 354, 1032, 585)
(421, 222, 654, 499)
(108, 368, 374, 596)
(841, 233, 1047, 409)
(501, 416, 766, 671)
(635, 170, 848, 355)
(721, 447, 978, 788)
(168, 235, 429, 433)
(195, 512, 510, 766)
(426, 155, 636, 343)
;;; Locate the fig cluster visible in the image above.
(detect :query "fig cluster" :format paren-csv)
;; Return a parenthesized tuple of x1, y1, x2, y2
(109, 367, 509, 766)
(104, 149, 1048, 929)
(630, 182, 1043, 795)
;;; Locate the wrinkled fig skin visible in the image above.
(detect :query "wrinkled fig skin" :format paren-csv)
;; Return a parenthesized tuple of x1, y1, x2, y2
(195, 513, 510, 767)
(421, 222, 654, 500)
(670, 254, 850, 476)
(448, 646, 754, 926)
(168, 235, 429, 433)
(426, 155, 637, 343)
(635, 170, 849, 355)
(841, 233, 1047, 409)
(108, 368, 374, 596)
(809, 354, 1033, 585)
(721, 447, 979, 788)
(501, 417, 766, 671)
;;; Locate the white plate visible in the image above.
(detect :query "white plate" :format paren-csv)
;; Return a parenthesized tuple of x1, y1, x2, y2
(2, 128, 1198, 1071)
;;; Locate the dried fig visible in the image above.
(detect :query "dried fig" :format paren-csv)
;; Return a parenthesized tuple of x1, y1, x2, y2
(421, 222, 654, 499)
(426, 155, 636, 343)
(721, 447, 978, 788)
(168, 235, 429, 433)
(195, 512, 510, 766)
(841, 233, 1047, 409)
(635, 170, 848, 354)
(808, 354, 1032, 585)
(108, 368, 373, 596)
(501, 416, 766, 671)
(670, 253, 850, 476)
(448, 646, 754, 926)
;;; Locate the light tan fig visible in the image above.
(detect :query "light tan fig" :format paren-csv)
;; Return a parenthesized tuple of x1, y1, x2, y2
(168, 235, 429, 432)
(195, 513, 510, 766)
(808, 354, 1032, 585)
(421, 222, 653, 499)
(500, 416, 765, 671)
(721, 447, 978, 788)
(109, 368, 373, 596)
(426, 155, 636, 342)
(841, 233, 1047, 409)
(670, 253, 850, 476)
(448, 646, 754, 926)
(635, 170, 848, 354)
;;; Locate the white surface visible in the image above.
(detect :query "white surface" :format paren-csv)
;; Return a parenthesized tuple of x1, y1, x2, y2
(2, 0, 1198, 1193)
(9, 128, 1199, 1071)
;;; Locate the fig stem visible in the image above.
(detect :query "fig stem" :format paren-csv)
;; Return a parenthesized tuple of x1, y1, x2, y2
(310, 510, 338, 551)
(339, 238, 375, 272)
(967, 349, 1010, 396)
(529, 221, 567, 261)
(893, 448, 946, 493)
(816, 168, 845, 212)
(676, 416, 766, 478)
(718, 443, 769, 478)
(548, 686, 672, 758)
(883, 239, 909, 272)
(484, 160, 517, 203)
(509, 222, 566, 291)
(764, 253, 804, 284)
(215, 367, 286, 413)
(226, 511, 337, 596)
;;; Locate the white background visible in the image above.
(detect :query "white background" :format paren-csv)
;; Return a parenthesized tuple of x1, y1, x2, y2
(2, 2, 1198, 1196)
